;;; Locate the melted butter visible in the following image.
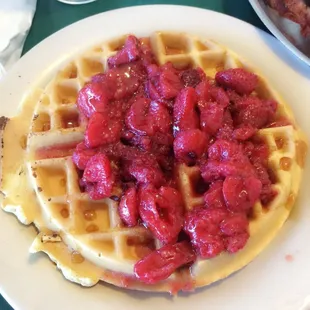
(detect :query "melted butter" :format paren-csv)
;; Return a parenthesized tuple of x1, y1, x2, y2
(279, 157, 292, 171)
(1, 89, 43, 225)
(71, 251, 85, 264)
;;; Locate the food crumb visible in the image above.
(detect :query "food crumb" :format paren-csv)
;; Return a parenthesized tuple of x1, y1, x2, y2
(41, 233, 62, 243)
(285, 254, 294, 262)
(0, 116, 9, 131)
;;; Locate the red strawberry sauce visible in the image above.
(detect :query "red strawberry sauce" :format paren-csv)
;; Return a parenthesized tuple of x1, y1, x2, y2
(67, 35, 283, 285)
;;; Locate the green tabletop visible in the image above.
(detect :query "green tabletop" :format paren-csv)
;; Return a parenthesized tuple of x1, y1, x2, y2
(0, 0, 267, 309)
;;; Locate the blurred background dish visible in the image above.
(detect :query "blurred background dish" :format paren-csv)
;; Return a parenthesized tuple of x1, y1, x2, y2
(249, 0, 310, 66)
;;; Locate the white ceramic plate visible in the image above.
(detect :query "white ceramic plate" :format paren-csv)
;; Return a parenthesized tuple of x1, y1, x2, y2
(0, 5, 310, 310)
(249, 0, 310, 66)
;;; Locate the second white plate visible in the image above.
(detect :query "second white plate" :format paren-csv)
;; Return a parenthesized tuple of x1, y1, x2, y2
(249, 0, 310, 66)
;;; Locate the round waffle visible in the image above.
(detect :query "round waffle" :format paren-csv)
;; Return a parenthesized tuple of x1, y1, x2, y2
(0, 31, 307, 293)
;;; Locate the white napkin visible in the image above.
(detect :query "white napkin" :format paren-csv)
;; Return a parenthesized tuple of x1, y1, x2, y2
(0, 0, 37, 79)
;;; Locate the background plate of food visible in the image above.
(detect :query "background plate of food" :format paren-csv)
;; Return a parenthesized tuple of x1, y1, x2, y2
(249, 0, 310, 66)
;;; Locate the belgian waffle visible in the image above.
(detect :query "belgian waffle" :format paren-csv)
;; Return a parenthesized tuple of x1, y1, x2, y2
(0, 31, 307, 293)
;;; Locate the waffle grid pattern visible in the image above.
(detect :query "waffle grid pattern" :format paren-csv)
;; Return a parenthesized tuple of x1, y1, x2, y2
(178, 125, 302, 217)
(151, 32, 227, 77)
(23, 31, 307, 291)
(29, 156, 155, 268)
(28, 35, 131, 151)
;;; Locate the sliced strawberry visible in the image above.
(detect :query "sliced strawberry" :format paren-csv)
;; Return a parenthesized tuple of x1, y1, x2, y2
(139, 186, 183, 244)
(181, 68, 204, 88)
(233, 125, 257, 141)
(209, 87, 230, 108)
(173, 129, 208, 165)
(184, 207, 228, 258)
(215, 68, 258, 95)
(107, 35, 142, 68)
(225, 232, 249, 253)
(77, 82, 109, 118)
(134, 241, 195, 284)
(222, 176, 262, 212)
(72, 142, 98, 170)
(126, 97, 153, 136)
(234, 96, 278, 129)
(82, 153, 115, 199)
(92, 63, 144, 100)
(173, 87, 199, 134)
(199, 102, 224, 135)
(118, 187, 139, 227)
(159, 68, 183, 99)
(196, 80, 212, 101)
(85, 112, 121, 148)
(204, 181, 226, 209)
